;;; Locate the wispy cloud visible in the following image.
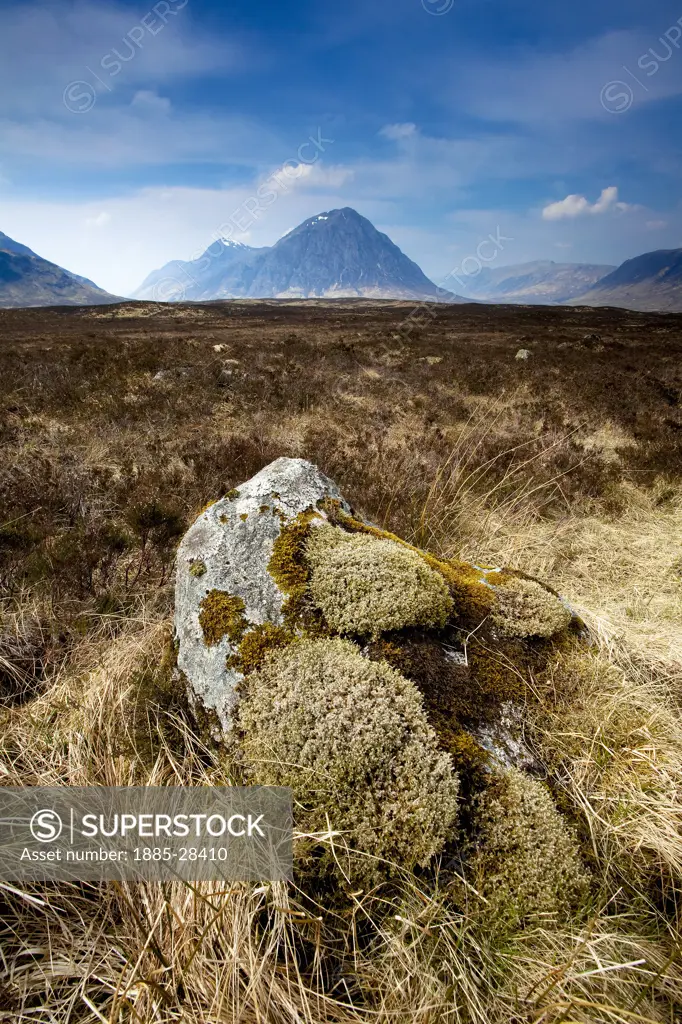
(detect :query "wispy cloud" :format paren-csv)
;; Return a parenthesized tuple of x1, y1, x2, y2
(84, 211, 111, 228)
(445, 28, 682, 125)
(0, 0, 232, 119)
(379, 123, 417, 141)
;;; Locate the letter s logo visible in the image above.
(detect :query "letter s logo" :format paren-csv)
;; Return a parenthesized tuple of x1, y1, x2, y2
(30, 809, 63, 843)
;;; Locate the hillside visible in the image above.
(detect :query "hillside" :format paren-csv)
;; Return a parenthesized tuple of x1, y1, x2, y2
(572, 248, 682, 312)
(456, 260, 615, 304)
(0, 231, 118, 308)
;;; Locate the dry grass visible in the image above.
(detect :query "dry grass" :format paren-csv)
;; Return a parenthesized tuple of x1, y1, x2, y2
(1, 301, 681, 1021)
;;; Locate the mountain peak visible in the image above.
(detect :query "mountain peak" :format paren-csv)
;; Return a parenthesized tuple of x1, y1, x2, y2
(216, 239, 251, 249)
(135, 208, 465, 302)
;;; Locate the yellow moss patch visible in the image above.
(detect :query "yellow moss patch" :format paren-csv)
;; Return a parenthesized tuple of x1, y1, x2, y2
(195, 499, 218, 520)
(446, 730, 491, 780)
(233, 623, 294, 674)
(198, 590, 248, 646)
(189, 560, 207, 578)
(428, 556, 499, 622)
(267, 509, 321, 625)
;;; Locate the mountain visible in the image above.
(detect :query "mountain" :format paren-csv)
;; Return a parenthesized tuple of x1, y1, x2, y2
(133, 240, 265, 302)
(0, 230, 38, 258)
(571, 249, 682, 312)
(134, 208, 464, 302)
(0, 232, 118, 308)
(454, 260, 615, 305)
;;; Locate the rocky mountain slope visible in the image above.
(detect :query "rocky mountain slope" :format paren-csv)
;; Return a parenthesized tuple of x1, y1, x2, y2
(455, 260, 615, 304)
(134, 208, 463, 302)
(571, 248, 682, 312)
(0, 231, 118, 308)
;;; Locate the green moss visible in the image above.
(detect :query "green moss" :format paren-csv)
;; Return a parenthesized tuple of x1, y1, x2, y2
(320, 502, 498, 628)
(367, 635, 523, 752)
(189, 560, 207, 578)
(239, 513, 248, 522)
(226, 488, 240, 501)
(305, 523, 453, 639)
(198, 590, 248, 646)
(491, 576, 572, 639)
(239, 637, 459, 884)
(467, 642, 526, 706)
(230, 623, 294, 674)
(463, 767, 590, 933)
(267, 509, 322, 627)
(259, 504, 270, 514)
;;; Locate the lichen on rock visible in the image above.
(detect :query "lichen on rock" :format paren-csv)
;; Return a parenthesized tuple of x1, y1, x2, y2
(305, 522, 454, 638)
(238, 636, 459, 883)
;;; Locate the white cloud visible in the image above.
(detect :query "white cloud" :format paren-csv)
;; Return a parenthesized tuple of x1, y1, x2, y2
(264, 162, 354, 194)
(85, 211, 111, 228)
(646, 219, 668, 229)
(130, 90, 172, 115)
(379, 123, 417, 141)
(542, 186, 634, 220)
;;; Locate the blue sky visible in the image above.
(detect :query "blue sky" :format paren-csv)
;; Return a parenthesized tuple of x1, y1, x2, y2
(0, 0, 681, 295)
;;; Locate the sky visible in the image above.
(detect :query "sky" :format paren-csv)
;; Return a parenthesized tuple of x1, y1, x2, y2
(0, 0, 681, 296)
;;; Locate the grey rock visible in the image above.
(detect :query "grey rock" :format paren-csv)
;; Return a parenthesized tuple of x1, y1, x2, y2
(174, 457, 350, 732)
(469, 702, 536, 771)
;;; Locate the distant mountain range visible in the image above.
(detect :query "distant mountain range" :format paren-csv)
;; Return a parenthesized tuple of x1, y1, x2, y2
(2, 213, 681, 313)
(134, 208, 464, 302)
(569, 249, 682, 313)
(0, 231, 117, 308)
(455, 260, 616, 305)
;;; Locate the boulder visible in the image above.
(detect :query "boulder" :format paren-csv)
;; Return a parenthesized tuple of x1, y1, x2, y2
(173, 457, 587, 888)
(174, 457, 579, 765)
(174, 457, 350, 732)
